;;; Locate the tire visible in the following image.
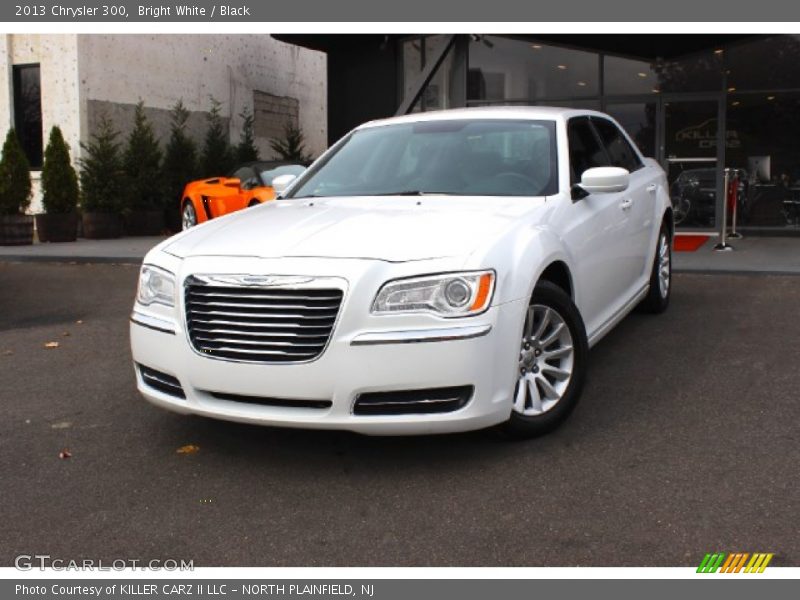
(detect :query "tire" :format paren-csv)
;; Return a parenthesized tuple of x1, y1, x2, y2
(638, 222, 671, 314)
(248, 199, 260, 208)
(500, 281, 589, 439)
(182, 201, 197, 231)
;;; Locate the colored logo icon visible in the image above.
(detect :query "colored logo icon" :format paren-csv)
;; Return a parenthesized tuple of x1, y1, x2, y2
(697, 552, 774, 573)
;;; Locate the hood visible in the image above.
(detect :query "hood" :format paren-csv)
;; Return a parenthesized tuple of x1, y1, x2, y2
(163, 195, 547, 262)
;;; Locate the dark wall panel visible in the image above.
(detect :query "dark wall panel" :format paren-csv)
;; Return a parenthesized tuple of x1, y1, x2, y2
(327, 42, 399, 145)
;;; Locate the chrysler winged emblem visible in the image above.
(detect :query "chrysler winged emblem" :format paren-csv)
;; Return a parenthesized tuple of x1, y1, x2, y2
(197, 274, 316, 287)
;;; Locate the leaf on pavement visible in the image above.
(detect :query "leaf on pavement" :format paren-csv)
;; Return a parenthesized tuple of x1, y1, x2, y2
(44, 342, 60, 349)
(176, 444, 200, 455)
(76, 320, 83, 325)
(62, 331, 71, 337)
(59, 449, 72, 460)
(2, 350, 12, 356)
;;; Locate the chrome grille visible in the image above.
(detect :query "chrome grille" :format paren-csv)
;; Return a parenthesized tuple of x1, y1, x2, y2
(185, 276, 343, 363)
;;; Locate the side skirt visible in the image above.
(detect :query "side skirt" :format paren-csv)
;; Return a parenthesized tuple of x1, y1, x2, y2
(587, 284, 649, 348)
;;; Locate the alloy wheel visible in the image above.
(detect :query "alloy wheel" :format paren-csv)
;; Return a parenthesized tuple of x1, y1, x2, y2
(658, 233, 671, 298)
(513, 304, 575, 416)
(182, 204, 197, 230)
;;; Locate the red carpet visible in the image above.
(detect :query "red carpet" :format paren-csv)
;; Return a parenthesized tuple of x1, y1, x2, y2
(674, 235, 710, 252)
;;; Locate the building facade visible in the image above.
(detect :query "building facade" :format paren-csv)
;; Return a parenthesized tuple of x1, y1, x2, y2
(0, 34, 327, 213)
(281, 34, 800, 234)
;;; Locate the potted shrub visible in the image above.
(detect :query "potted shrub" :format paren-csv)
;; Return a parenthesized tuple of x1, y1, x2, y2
(79, 115, 124, 239)
(269, 123, 313, 163)
(162, 99, 198, 233)
(236, 106, 260, 163)
(200, 97, 234, 177)
(0, 129, 33, 246)
(122, 101, 164, 235)
(36, 126, 80, 242)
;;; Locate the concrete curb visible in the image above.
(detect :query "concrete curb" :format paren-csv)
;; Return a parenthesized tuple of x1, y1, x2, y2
(673, 268, 800, 277)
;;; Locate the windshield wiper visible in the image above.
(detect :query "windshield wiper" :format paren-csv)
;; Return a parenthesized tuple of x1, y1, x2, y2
(371, 190, 459, 196)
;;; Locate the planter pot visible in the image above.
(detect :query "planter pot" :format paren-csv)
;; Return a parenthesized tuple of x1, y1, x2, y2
(35, 212, 78, 243)
(0, 214, 34, 246)
(82, 212, 122, 239)
(124, 209, 165, 236)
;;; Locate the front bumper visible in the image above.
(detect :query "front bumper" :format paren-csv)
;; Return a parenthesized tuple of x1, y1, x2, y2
(129, 256, 525, 435)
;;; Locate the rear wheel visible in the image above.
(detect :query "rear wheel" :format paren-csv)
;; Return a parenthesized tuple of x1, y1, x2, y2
(248, 199, 260, 208)
(182, 201, 197, 230)
(638, 223, 671, 313)
(501, 281, 588, 439)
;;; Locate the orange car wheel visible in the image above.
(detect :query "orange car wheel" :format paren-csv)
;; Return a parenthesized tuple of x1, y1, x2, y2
(182, 201, 198, 230)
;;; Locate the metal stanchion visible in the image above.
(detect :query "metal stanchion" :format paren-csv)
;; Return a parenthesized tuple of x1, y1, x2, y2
(729, 169, 743, 240)
(713, 168, 735, 251)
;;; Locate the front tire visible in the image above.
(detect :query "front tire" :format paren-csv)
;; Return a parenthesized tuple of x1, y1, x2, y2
(501, 281, 588, 439)
(182, 201, 197, 231)
(638, 223, 671, 314)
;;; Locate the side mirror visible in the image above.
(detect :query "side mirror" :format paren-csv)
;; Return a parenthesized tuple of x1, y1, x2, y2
(223, 178, 241, 189)
(578, 167, 630, 196)
(271, 173, 299, 197)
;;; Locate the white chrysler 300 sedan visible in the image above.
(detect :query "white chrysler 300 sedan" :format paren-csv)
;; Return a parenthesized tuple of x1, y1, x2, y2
(130, 107, 673, 437)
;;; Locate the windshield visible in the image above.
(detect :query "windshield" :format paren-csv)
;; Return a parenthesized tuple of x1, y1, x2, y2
(287, 119, 558, 198)
(260, 164, 306, 186)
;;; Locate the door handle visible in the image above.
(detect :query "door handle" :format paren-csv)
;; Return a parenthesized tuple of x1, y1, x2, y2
(620, 198, 633, 210)
(646, 183, 658, 194)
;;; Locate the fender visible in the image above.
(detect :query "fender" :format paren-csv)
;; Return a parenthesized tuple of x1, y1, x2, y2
(473, 219, 577, 308)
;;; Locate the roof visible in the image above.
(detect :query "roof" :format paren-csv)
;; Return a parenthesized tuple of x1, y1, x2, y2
(356, 105, 595, 130)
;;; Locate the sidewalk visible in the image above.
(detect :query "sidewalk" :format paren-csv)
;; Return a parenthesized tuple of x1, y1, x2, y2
(1, 234, 799, 274)
(0, 236, 166, 264)
(673, 235, 800, 275)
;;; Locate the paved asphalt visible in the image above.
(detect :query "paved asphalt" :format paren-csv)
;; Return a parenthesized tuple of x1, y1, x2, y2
(1, 261, 798, 567)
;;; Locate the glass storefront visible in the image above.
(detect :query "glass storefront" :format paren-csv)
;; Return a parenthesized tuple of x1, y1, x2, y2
(726, 93, 800, 228)
(467, 36, 599, 103)
(400, 35, 461, 112)
(397, 34, 800, 233)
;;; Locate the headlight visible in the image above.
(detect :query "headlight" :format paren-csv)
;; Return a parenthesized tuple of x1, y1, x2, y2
(372, 270, 495, 317)
(137, 265, 176, 307)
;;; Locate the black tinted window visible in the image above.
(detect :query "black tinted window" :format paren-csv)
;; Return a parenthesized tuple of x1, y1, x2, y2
(13, 64, 43, 168)
(567, 117, 609, 184)
(592, 118, 643, 172)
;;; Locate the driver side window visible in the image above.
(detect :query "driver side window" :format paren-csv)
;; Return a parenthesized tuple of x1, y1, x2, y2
(567, 117, 610, 185)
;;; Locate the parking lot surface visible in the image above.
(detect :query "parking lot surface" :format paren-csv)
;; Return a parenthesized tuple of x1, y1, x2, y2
(1, 261, 798, 566)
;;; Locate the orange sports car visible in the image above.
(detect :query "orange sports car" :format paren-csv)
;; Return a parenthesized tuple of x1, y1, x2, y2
(181, 161, 306, 230)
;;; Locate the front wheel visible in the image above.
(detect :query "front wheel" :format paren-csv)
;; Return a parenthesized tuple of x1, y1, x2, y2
(501, 281, 588, 439)
(182, 201, 197, 231)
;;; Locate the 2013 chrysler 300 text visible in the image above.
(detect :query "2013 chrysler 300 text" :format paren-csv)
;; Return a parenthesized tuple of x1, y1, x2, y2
(130, 107, 673, 437)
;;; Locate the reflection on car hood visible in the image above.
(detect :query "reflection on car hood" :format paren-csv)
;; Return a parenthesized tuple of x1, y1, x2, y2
(163, 195, 547, 262)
